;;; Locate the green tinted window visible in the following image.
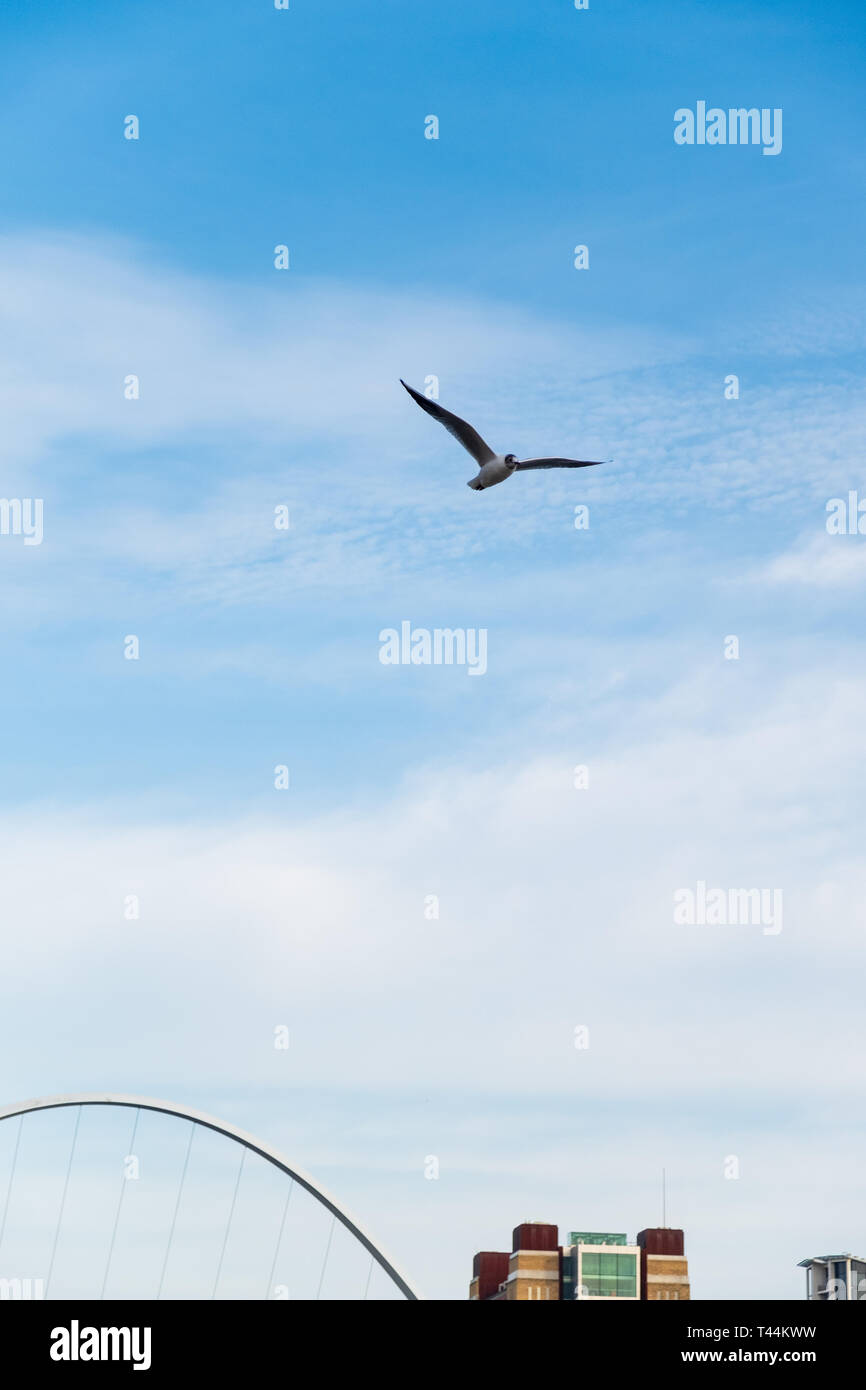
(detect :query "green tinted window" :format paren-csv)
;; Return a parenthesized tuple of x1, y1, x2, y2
(580, 1250, 637, 1297)
(569, 1232, 627, 1247)
(617, 1253, 637, 1298)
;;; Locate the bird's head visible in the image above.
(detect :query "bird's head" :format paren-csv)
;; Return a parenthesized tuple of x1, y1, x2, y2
(505, 454, 519, 469)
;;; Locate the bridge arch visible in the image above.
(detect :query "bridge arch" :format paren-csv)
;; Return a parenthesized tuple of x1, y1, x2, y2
(0, 1093, 420, 1300)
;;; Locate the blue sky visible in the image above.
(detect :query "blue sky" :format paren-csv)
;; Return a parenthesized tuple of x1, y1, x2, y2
(0, 0, 864, 1300)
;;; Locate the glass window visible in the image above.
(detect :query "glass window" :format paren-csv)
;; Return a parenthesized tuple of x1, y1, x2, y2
(570, 1232, 627, 1247)
(616, 1253, 637, 1297)
(579, 1250, 637, 1297)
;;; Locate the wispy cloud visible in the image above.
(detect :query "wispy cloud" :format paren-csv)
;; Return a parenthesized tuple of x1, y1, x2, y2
(757, 530, 866, 587)
(1, 233, 864, 629)
(3, 660, 863, 1101)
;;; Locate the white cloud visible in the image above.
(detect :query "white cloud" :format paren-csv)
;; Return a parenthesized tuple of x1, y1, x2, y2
(759, 531, 866, 587)
(0, 231, 676, 468)
(1, 658, 864, 1295)
(1, 234, 865, 1298)
(0, 232, 863, 660)
(2, 661, 863, 1102)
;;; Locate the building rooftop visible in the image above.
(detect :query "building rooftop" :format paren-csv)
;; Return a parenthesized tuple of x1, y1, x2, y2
(798, 1254, 865, 1267)
(568, 1231, 628, 1246)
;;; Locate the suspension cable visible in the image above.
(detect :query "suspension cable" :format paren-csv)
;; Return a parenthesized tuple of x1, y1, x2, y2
(100, 1106, 140, 1299)
(0, 1115, 23, 1256)
(316, 1213, 336, 1300)
(45, 1106, 82, 1297)
(211, 1147, 246, 1299)
(265, 1178, 294, 1299)
(156, 1121, 195, 1300)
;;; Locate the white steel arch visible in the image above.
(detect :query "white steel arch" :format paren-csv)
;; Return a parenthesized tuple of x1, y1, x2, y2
(0, 1093, 421, 1300)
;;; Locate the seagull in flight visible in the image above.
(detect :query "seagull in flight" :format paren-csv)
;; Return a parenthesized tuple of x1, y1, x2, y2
(400, 379, 607, 490)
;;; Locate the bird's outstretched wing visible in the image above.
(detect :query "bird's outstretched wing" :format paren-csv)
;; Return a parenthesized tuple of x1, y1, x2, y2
(400, 380, 496, 464)
(516, 458, 606, 470)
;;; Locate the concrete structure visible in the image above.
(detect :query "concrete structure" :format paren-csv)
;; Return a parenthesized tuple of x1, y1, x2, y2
(798, 1254, 866, 1300)
(470, 1220, 689, 1300)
